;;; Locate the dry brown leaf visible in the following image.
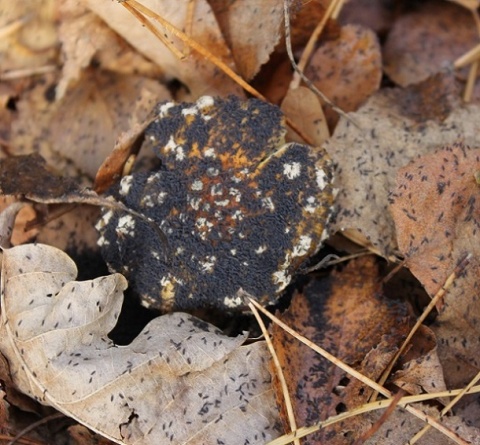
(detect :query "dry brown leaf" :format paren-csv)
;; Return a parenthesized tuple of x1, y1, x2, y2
(383, 1, 478, 87)
(389, 143, 480, 391)
(338, 0, 395, 34)
(208, 0, 284, 80)
(325, 73, 480, 257)
(304, 23, 382, 129)
(10, 70, 169, 179)
(85, 0, 242, 98)
(56, 1, 162, 100)
(281, 86, 329, 146)
(392, 326, 447, 397)
(270, 256, 411, 444)
(0, 243, 281, 445)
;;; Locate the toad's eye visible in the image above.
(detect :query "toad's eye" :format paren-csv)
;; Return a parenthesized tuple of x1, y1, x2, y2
(96, 96, 335, 312)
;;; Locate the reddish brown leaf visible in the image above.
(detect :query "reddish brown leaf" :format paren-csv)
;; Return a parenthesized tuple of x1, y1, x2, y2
(383, 1, 478, 87)
(305, 24, 382, 129)
(270, 256, 411, 444)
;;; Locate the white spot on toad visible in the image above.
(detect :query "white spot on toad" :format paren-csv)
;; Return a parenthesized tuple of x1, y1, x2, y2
(223, 295, 243, 308)
(255, 245, 267, 254)
(315, 167, 328, 190)
(116, 215, 136, 236)
(158, 102, 174, 117)
(292, 235, 312, 257)
(262, 197, 275, 211)
(272, 270, 291, 289)
(283, 162, 302, 179)
(204, 147, 216, 158)
(191, 179, 204, 191)
(199, 255, 216, 273)
(119, 176, 133, 196)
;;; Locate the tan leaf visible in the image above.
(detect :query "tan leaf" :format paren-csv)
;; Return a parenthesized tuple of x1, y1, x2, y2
(281, 86, 329, 146)
(0, 243, 281, 445)
(10, 70, 169, 179)
(208, 0, 284, 80)
(325, 73, 480, 257)
(389, 143, 480, 388)
(84, 0, 242, 98)
(56, 2, 162, 100)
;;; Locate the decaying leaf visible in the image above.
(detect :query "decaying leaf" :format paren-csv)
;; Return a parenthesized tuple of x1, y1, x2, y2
(389, 143, 480, 390)
(325, 73, 480, 257)
(0, 243, 281, 445)
(270, 256, 411, 444)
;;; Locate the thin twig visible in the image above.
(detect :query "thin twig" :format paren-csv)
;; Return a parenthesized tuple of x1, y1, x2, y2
(289, 0, 343, 90)
(408, 370, 480, 444)
(249, 298, 471, 445)
(283, 0, 359, 127)
(265, 384, 480, 445)
(120, 0, 315, 145)
(248, 301, 300, 445)
(372, 253, 472, 402)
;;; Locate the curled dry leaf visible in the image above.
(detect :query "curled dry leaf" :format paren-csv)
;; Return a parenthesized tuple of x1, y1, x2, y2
(389, 143, 480, 389)
(0, 243, 280, 445)
(391, 326, 447, 397)
(325, 73, 480, 257)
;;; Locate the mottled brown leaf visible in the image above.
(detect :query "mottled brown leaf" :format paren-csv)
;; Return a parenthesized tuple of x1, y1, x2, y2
(271, 256, 411, 444)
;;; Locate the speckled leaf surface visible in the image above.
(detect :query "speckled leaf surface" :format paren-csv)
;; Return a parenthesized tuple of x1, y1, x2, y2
(324, 75, 480, 257)
(0, 243, 280, 445)
(389, 143, 480, 389)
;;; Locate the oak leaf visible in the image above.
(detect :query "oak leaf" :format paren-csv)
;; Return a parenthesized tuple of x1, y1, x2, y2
(0, 243, 280, 445)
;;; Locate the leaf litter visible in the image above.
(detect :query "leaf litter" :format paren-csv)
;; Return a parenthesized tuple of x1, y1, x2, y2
(0, 242, 280, 445)
(2, 1, 480, 444)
